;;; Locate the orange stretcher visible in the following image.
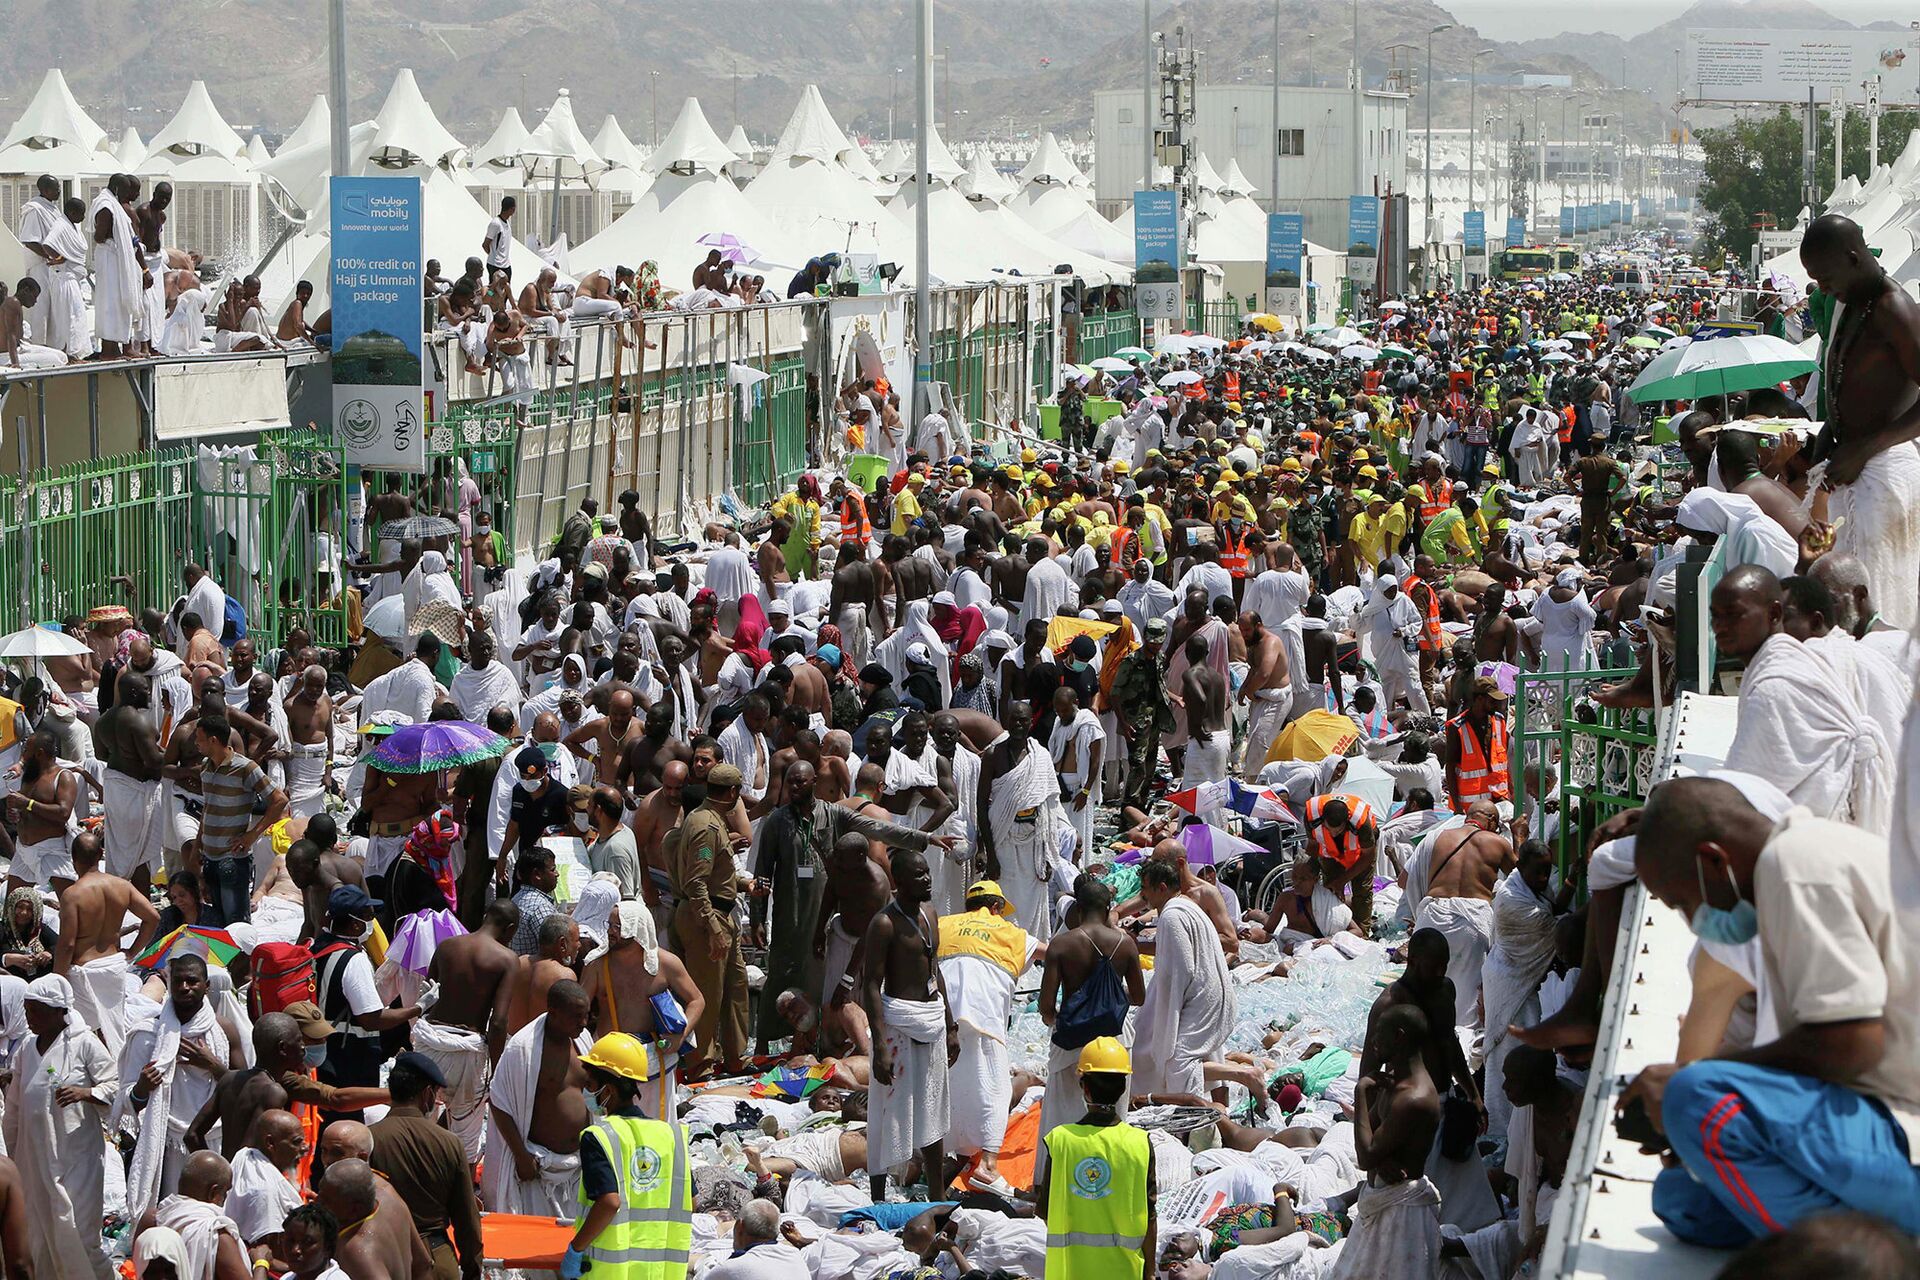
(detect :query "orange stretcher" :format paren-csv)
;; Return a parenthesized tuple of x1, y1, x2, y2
(481, 1213, 576, 1269)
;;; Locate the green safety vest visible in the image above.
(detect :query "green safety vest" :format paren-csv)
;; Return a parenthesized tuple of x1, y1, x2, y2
(576, 1116, 692, 1280)
(1044, 1121, 1151, 1280)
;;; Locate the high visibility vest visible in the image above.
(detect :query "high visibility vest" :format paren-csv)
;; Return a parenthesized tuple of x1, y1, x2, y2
(1043, 1121, 1151, 1280)
(1219, 527, 1251, 578)
(1449, 713, 1511, 808)
(577, 1116, 693, 1280)
(1404, 573, 1443, 652)
(1304, 793, 1375, 869)
(838, 493, 870, 549)
(1111, 525, 1142, 572)
(1558, 405, 1575, 444)
(0, 697, 20, 754)
(1223, 370, 1240, 403)
(1417, 482, 1450, 525)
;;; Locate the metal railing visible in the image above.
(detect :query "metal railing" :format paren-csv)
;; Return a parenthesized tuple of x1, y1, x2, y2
(1513, 665, 1661, 886)
(1074, 309, 1141, 366)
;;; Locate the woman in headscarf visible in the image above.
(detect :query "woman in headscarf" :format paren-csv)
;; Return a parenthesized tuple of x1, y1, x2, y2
(773, 474, 824, 581)
(403, 549, 462, 626)
(636, 260, 662, 311)
(716, 596, 771, 708)
(0, 885, 55, 978)
(815, 623, 850, 674)
(873, 599, 952, 708)
(928, 589, 987, 666)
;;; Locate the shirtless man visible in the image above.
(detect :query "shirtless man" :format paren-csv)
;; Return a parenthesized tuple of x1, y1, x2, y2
(285, 830, 368, 941)
(1298, 595, 1343, 713)
(564, 688, 641, 792)
(1177, 635, 1229, 786)
(96, 670, 166, 893)
(1124, 839, 1239, 959)
(884, 536, 936, 614)
(317, 1158, 434, 1280)
(987, 539, 1030, 619)
(830, 550, 889, 658)
(616, 703, 688, 800)
(756, 525, 789, 594)
(1360, 928, 1484, 1135)
(516, 268, 572, 367)
(1416, 799, 1516, 1024)
(629, 761, 687, 918)
(186, 1013, 388, 1160)
(1473, 583, 1520, 666)
(54, 828, 159, 980)
(215, 280, 268, 352)
(581, 904, 705, 1113)
(277, 280, 314, 343)
(1039, 875, 1145, 1121)
(815, 833, 892, 1054)
(1237, 612, 1291, 773)
(6, 732, 78, 893)
(1798, 214, 1920, 630)
(422, 896, 519, 1062)
(842, 763, 899, 863)
(1351, 1004, 1444, 1237)
(504, 915, 579, 1035)
(815, 731, 855, 803)
(491, 982, 591, 1202)
(281, 665, 333, 820)
(861, 846, 960, 1200)
(786, 642, 831, 723)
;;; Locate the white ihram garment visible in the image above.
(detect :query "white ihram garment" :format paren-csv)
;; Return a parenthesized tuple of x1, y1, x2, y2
(1132, 895, 1233, 1096)
(1808, 628, 1912, 761)
(225, 1147, 302, 1247)
(68, 955, 133, 1063)
(1331, 1177, 1442, 1280)
(868, 993, 951, 1177)
(1048, 706, 1104, 860)
(18, 196, 58, 341)
(1829, 440, 1920, 633)
(986, 740, 1071, 946)
(1480, 874, 1558, 1141)
(411, 1018, 491, 1164)
(89, 191, 142, 346)
(4, 1022, 116, 1280)
(481, 1014, 588, 1214)
(939, 950, 1021, 1157)
(116, 997, 229, 1219)
(42, 216, 92, 359)
(154, 1194, 241, 1280)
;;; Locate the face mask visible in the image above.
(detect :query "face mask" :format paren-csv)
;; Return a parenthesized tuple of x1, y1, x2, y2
(304, 1044, 327, 1069)
(1688, 858, 1758, 945)
(517, 776, 542, 793)
(347, 918, 374, 943)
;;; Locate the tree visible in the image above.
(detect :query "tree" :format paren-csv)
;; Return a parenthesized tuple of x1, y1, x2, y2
(1697, 106, 1919, 265)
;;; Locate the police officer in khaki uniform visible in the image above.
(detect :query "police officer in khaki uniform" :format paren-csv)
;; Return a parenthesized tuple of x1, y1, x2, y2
(666, 762, 749, 1077)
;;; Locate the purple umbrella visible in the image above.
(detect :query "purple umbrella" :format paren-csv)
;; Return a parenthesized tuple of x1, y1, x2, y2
(365, 721, 510, 774)
(696, 232, 758, 264)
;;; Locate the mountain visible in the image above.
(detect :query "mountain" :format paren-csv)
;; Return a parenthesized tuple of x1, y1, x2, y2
(0, 0, 1876, 150)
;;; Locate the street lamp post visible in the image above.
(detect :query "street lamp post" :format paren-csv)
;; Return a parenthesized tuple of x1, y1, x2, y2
(1468, 48, 1493, 218)
(1271, 0, 1281, 213)
(1424, 23, 1452, 274)
(650, 70, 660, 147)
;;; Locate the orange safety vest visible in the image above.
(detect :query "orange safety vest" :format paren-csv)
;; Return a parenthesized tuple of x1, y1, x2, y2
(1405, 573, 1443, 652)
(838, 492, 870, 548)
(1111, 525, 1142, 572)
(1304, 793, 1376, 869)
(1219, 527, 1252, 578)
(1224, 370, 1241, 403)
(1416, 481, 1451, 525)
(1184, 378, 1207, 400)
(1558, 405, 1575, 444)
(1449, 712, 1511, 808)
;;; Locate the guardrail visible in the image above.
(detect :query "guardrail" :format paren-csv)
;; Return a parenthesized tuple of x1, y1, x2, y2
(1514, 665, 1660, 887)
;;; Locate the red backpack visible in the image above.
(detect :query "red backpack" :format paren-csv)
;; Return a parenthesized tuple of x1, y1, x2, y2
(250, 940, 353, 1018)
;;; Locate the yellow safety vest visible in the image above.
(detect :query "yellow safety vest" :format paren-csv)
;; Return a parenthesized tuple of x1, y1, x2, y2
(577, 1115, 692, 1280)
(0, 697, 19, 754)
(1044, 1121, 1151, 1280)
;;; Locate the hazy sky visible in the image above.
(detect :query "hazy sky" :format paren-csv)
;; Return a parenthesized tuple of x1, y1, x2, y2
(1443, 0, 1918, 41)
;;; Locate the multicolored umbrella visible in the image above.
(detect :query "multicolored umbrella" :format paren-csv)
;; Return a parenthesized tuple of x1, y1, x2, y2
(1179, 822, 1264, 867)
(366, 720, 511, 774)
(385, 909, 469, 975)
(134, 925, 243, 970)
(1166, 779, 1297, 825)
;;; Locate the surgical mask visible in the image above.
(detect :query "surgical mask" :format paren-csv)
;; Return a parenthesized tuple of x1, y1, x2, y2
(347, 918, 374, 943)
(304, 1044, 327, 1069)
(517, 775, 542, 793)
(1688, 858, 1758, 946)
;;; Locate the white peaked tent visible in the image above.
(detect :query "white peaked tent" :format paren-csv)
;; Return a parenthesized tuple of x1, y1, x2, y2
(1220, 157, 1259, 200)
(139, 81, 258, 262)
(768, 84, 891, 192)
(246, 134, 271, 167)
(280, 97, 330, 157)
(142, 81, 248, 172)
(469, 108, 534, 181)
(576, 97, 805, 287)
(1017, 132, 1084, 188)
(592, 115, 651, 191)
(0, 68, 114, 178)
(370, 69, 466, 169)
(724, 125, 753, 160)
(117, 128, 148, 170)
(957, 149, 1017, 204)
(886, 181, 1034, 285)
(524, 91, 604, 181)
(748, 91, 916, 270)
(874, 139, 911, 183)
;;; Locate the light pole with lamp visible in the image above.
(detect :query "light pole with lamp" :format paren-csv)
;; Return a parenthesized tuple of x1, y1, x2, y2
(1424, 23, 1452, 279)
(649, 71, 660, 147)
(1468, 48, 1494, 218)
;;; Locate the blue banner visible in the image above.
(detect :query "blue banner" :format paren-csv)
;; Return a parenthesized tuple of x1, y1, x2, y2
(1559, 206, 1574, 237)
(1507, 215, 1527, 248)
(1133, 190, 1181, 318)
(1264, 211, 1304, 314)
(331, 175, 425, 472)
(1463, 210, 1486, 255)
(1347, 194, 1379, 283)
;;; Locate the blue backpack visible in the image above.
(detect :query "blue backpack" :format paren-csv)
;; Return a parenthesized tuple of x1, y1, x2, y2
(221, 594, 248, 645)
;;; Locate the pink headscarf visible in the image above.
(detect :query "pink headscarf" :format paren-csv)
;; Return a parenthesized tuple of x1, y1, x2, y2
(732, 595, 770, 674)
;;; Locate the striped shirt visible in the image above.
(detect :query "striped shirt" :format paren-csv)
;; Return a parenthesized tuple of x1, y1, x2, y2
(199, 754, 271, 858)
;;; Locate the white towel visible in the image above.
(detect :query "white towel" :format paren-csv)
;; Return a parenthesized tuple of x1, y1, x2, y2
(155, 1193, 241, 1280)
(118, 996, 229, 1220)
(1330, 1177, 1442, 1280)
(226, 1147, 302, 1246)
(411, 1018, 491, 1165)
(480, 1013, 589, 1214)
(867, 994, 950, 1177)
(1412, 895, 1496, 1030)
(1132, 895, 1234, 1097)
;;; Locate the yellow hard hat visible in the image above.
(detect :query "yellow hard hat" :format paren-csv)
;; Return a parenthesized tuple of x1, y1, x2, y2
(1005, 466, 1024, 482)
(1077, 1036, 1131, 1075)
(1112, 459, 1132, 474)
(1352, 448, 1370, 462)
(1021, 448, 1038, 464)
(581, 1032, 651, 1083)
(1245, 432, 1264, 449)
(1358, 465, 1378, 479)
(1280, 457, 1303, 473)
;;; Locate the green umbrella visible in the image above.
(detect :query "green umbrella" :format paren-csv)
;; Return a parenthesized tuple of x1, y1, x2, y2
(1380, 344, 1415, 360)
(1627, 335, 1816, 405)
(1643, 324, 1677, 340)
(1625, 335, 1661, 350)
(1305, 322, 1333, 334)
(1114, 346, 1152, 360)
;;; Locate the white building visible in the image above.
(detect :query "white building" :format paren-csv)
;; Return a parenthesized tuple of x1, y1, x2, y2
(1092, 84, 1408, 252)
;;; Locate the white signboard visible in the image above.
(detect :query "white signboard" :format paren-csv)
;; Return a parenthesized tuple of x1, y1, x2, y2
(1686, 29, 1919, 106)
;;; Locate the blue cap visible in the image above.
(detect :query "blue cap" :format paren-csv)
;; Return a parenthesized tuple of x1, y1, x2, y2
(328, 884, 381, 918)
(817, 643, 842, 667)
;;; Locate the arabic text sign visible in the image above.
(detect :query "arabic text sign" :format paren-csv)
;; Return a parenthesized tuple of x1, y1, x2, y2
(332, 176, 426, 472)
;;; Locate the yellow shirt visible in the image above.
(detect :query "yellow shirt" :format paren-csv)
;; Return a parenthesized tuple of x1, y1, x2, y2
(936, 908, 1033, 978)
(1210, 495, 1256, 524)
(891, 486, 922, 535)
(1348, 511, 1389, 567)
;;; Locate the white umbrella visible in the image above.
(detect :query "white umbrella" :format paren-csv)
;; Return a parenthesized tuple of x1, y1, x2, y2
(1155, 335, 1200, 355)
(0, 626, 90, 660)
(1541, 351, 1574, 363)
(1313, 326, 1364, 348)
(1091, 356, 1132, 372)
(1296, 345, 1335, 362)
(1378, 300, 1407, 311)
(1339, 344, 1381, 361)
(1549, 271, 1573, 282)
(1185, 334, 1228, 349)
(1157, 370, 1203, 387)
(1539, 338, 1572, 351)
(1561, 330, 1592, 342)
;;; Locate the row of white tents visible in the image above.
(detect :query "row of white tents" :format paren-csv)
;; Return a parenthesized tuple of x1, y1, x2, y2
(0, 67, 1320, 312)
(1762, 128, 1920, 293)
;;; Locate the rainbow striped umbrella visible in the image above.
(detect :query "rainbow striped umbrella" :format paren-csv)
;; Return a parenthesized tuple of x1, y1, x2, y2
(134, 925, 243, 970)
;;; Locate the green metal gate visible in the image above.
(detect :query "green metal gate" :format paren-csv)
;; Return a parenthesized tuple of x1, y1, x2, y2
(1513, 667, 1661, 885)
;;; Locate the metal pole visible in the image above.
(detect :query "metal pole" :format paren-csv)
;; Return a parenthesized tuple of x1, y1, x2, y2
(1833, 86, 1845, 191)
(915, 0, 932, 422)
(1468, 58, 1477, 216)
(651, 72, 660, 147)
(1144, 0, 1154, 189)
(1271, 0, 1281, 213)
(328, 0, 349, 176)
(1351, 0, 1363, 197)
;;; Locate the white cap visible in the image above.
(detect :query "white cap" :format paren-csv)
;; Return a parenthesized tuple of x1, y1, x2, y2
(767, 598, 792, 616)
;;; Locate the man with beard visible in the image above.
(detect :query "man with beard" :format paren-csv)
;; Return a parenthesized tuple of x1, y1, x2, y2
(617, 702, 690, 799)
(581, 901, 704, 1117)
(753, 759, 954, 1054)
(977, 700, 1073, 946)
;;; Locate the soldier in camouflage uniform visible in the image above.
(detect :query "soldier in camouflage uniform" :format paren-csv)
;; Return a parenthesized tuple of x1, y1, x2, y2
(1109, 617, 1175, 812)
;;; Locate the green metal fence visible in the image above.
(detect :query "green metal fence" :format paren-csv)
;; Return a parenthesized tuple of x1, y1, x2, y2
(1077, 310, 1140, 364)
(1513, 666, 1661, 885)
(1184, 299, 1242, 340)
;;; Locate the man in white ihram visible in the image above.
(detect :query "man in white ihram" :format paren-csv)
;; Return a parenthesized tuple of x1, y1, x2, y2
(1131, 857, 1233, 1102)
